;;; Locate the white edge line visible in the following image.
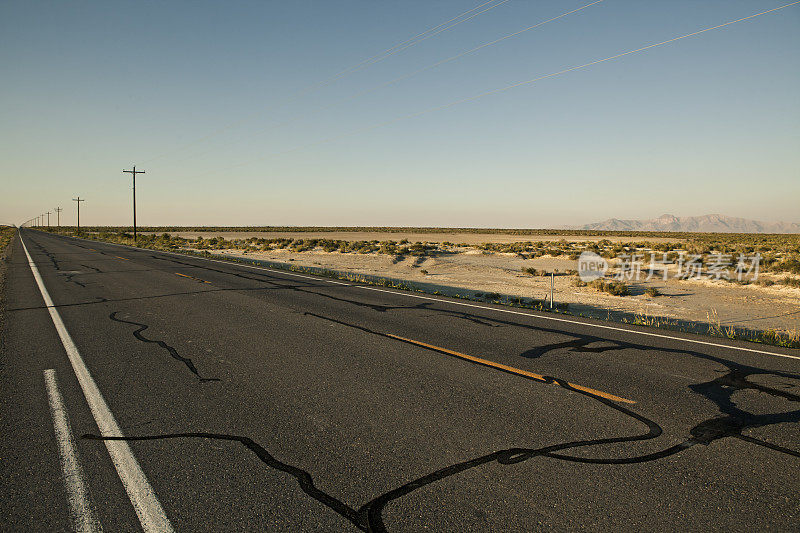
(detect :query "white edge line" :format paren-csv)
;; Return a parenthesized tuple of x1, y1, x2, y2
(353, 286, 800, 361)
(44, 369, 104, 533)
(21, 235, 174, 533)
(37, 230, 800, 361)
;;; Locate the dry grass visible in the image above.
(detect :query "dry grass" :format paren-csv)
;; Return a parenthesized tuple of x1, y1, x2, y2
(0, 226, 15, 256)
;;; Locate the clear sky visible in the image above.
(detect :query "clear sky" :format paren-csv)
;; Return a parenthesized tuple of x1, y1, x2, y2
(2, 0, 798, 228)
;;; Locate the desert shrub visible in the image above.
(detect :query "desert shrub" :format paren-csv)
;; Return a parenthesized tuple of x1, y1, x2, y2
(523, 267, 538, 276)
(291, 239, 317, 252)
(590, 279, 629, 296)
(780, 277, 800, 288)
(776, 259, 800, 275)
(572, 279, 587, 287)
(405, 242, 437, 256)
(644, 287, 661, 297)
(379, 240, 399, 255)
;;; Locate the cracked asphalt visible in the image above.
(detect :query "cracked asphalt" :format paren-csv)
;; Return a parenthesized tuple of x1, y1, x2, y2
(1, 228, 798, 531)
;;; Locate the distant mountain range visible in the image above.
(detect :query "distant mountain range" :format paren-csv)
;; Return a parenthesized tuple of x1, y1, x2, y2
(580, 214, 800, 233)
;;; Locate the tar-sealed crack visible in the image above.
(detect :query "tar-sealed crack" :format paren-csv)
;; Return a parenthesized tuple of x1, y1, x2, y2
(62, 273, 86, 287)
(426, 303, 800, 456)
(109, 311, 219, 382)
(145, 251, 800, 457)
(149, 254, 425, 313)
(79, 376, 683, 533)
(34, 242, 62, 271)
(81, 263, 102, 273)
(78, 246, 799, 532)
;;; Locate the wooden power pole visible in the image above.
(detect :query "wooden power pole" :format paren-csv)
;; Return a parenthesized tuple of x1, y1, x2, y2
(123, 166, 145, 241)
(72, 197, 84, 229)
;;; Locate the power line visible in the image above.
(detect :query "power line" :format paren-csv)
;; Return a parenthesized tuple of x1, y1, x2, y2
(159, 0, 604, 168)
(195, 0, 800, 178)
(141, 0, 512, 166)
(319, 0, 513, 83)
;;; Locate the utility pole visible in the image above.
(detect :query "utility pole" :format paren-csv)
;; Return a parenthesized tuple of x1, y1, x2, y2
(46, 211, 51, 227)
(123, 166, 145, 241)
(72, 197, 84, 229)
(55, 207, 62, 227)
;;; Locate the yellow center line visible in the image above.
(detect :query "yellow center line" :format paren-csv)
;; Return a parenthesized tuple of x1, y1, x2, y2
(174, 272, 211, 284)
(113, 255, 129, 261)
(386, 334, 635, 404)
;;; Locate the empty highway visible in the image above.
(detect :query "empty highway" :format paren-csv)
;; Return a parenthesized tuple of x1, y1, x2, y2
(2, 229, 798, 531)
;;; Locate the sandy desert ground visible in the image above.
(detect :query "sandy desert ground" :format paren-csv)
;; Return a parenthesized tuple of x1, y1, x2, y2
(203, 245, 800, 334)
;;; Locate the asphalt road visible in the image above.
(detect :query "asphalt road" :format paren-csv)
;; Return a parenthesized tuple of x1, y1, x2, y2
(1, 228, 798, 532)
